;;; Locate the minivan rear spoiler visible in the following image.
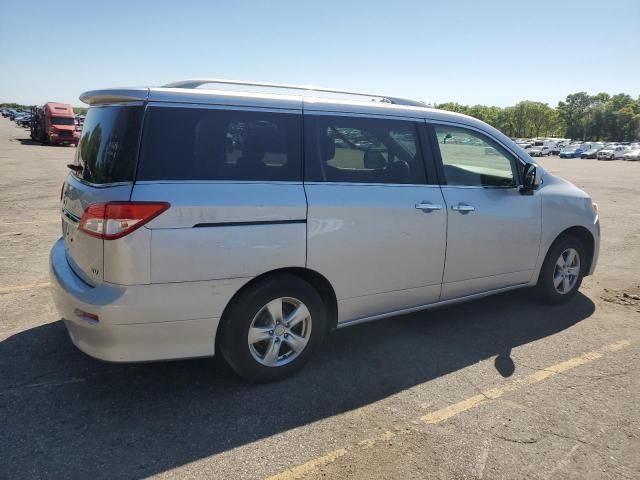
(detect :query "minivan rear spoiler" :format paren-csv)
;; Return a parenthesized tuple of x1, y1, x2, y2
(79, 88, 149, 105)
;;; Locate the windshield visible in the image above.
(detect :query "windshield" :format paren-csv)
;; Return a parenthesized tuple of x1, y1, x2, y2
(50, 116, 75, 126)
(72, 105, 143, 184)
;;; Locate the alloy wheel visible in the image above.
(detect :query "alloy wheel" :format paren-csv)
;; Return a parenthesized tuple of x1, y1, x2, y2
(248, 297, 312, 367)
(553, 248, 580, 294)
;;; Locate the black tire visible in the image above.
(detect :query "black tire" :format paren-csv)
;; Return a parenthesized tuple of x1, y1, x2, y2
(535, 234, 586, 304)
(218, 274, 326, 382)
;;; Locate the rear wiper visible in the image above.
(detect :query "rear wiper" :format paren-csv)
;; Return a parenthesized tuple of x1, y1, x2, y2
(67, 164, 83, 173)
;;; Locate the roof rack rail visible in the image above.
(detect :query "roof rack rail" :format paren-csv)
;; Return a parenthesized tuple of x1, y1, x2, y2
(161, 79, 426, 108)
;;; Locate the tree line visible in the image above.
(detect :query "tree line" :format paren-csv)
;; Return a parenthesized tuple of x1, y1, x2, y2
(437, 92, 640, 142)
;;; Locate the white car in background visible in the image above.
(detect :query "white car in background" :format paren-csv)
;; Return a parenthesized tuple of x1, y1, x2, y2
(597, 145, 628, 160)
(622, 149, 640, 161)
(528, 146, 551, 157)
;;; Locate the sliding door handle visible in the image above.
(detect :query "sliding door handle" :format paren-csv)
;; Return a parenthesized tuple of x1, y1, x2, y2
(415, 202, 443, 212)
(451, 203, 475, 213)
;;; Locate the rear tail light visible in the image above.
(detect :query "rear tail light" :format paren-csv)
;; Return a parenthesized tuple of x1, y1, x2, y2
(78, 202, 170, 240)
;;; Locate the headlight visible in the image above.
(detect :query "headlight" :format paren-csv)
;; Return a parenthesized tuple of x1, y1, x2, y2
(592, 202, 599, 216)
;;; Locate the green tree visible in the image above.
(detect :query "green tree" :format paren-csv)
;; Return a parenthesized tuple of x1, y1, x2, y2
(435, 91, 639, 141)
(557, 92, 591, 140)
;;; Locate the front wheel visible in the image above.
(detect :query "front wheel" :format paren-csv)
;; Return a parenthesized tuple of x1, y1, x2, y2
(218, 274, 326, 382)
(535, 235, 585, 304)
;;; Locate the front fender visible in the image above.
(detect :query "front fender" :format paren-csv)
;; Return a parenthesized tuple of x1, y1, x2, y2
(530, 174, 600, 283)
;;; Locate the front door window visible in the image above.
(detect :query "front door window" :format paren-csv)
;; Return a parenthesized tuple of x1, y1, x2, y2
(434, 125, 516, 187)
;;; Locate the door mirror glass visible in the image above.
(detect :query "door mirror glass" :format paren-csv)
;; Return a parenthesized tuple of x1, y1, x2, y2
(520, 163, 541, 193)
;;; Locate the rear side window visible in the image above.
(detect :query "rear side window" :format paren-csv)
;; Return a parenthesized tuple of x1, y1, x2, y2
(138, 107, 302, 181)
(304, 115, 426, 184)
(74, 105, 143, 184)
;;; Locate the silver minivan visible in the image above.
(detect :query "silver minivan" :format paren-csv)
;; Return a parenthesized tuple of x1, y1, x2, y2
(50, 80, 600, 381)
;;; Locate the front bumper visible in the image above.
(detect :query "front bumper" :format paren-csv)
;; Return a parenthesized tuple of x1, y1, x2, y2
(49, 135, 78, 145)
(587, 217, 600, 276)
(49, 238, 223, 362)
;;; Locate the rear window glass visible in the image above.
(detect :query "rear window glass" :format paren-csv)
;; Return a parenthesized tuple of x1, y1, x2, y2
(73, 105, 143, 184)
(137, 107, 302, 182)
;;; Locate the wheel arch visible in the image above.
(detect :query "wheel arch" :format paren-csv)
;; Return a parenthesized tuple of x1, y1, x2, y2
(216, 267, 339, 344)
(549, 226, 595, 274)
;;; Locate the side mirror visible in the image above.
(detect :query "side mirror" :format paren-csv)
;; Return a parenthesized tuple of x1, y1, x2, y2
(363, 151, 387, 169)
(520, 163, 541, 195)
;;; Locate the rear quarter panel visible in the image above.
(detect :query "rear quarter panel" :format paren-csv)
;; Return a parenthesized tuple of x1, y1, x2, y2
(132, 182, 307, 283)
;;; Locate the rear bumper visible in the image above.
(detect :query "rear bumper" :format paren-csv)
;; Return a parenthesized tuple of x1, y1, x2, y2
(49, 238, 239, 362)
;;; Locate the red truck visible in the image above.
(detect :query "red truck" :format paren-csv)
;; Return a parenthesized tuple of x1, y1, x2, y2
(30, 102, 79, 146)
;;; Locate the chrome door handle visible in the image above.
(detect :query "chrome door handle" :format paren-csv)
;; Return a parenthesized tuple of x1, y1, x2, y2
(415, 202, 443, 212)
(451, 204, 475, 213)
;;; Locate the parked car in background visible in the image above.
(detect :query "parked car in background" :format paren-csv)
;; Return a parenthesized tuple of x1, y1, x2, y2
(16, 114, 32, 127)
(13, 113, 28, 124)
(622, 149, 640, 161)
(49, 79, 601, 382)
(560, 145, 584, 158)
(529, 146, 551, 157)
(550, 144, 566, 155)
(597, 145, 628, 160)
(581, 146, 603, 159)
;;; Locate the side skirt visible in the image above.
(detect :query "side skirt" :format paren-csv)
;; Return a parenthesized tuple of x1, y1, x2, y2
(336, 283, 529, 328)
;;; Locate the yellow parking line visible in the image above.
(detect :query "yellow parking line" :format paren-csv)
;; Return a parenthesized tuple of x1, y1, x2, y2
(421, 339, 630, 424)
(0, 282, 50, 293)
(266, 449, 348, 480)
(265, 340, 631, 480)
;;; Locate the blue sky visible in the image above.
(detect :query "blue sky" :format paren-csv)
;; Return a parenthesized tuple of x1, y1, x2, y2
(1, 0, 638, 107)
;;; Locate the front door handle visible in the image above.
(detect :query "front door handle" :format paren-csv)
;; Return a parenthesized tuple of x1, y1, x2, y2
(451, 203, 475, 213)
(415, 202, 443, 212)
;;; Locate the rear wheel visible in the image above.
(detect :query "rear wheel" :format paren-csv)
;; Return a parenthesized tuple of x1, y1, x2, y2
(219, 274, 326, 382)
(536, 235, 585, 304)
